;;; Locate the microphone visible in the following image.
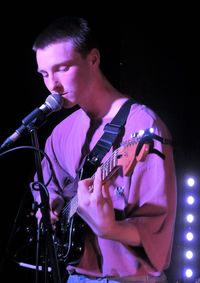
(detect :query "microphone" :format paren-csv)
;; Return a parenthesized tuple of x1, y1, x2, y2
(0, 93, 64, 150)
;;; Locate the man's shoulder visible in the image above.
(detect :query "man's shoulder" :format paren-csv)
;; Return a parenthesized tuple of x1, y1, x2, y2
(128, 103, 171, 137)
(129, 103, 158, 120)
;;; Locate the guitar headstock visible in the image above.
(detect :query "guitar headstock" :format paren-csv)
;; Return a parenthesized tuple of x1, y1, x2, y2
(117, 128, 153, 176)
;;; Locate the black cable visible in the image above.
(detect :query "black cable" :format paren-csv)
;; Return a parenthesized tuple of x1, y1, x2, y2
(0, 145, 54, 186)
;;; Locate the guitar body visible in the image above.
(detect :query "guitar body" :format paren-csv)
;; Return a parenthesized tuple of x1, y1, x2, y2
(54, 213, 86, 265)
(54, 157, 99, 265)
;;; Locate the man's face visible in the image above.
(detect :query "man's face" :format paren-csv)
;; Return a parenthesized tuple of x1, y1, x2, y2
(36, 41, 95, 109)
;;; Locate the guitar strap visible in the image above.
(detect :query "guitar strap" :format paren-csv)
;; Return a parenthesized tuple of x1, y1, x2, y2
(79, 98, 135, 179)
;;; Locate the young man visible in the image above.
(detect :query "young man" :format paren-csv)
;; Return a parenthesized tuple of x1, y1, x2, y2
(31, 16, 177, 282)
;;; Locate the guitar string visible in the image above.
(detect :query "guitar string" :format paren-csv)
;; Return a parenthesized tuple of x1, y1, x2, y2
(61, 148, 118, 217)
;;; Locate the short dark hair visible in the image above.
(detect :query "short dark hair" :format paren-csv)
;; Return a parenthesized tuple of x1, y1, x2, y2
(32, 16, 98, 57)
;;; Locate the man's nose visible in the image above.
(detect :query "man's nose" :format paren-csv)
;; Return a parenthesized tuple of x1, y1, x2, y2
(47, 76, 63, 93)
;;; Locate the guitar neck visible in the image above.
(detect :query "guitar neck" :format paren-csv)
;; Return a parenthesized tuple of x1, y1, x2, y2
(63, 148, 120, 219)
(67, 194, 78, 219)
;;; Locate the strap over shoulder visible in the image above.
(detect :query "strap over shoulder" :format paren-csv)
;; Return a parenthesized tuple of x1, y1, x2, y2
(79, 98, 135, 179)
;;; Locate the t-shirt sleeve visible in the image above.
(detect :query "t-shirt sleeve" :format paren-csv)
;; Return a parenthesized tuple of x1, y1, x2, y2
(127, 130, 177, 271)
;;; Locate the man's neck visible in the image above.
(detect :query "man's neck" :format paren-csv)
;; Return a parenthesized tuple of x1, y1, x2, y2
(84, 82, 129, 120)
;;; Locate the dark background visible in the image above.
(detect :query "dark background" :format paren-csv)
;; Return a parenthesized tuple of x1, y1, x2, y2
(0, 10, 199, 282)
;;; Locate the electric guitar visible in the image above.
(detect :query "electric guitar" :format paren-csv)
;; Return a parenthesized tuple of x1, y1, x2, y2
(53, 128, 161, 266)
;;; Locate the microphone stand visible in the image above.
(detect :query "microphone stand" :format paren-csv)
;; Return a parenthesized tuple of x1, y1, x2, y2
(27, 122, 62, 283)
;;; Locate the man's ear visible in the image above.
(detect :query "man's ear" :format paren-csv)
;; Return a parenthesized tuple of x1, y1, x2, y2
(89, 48, 100, 66)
